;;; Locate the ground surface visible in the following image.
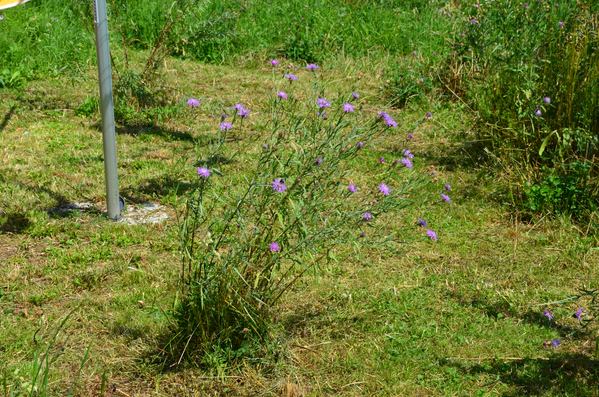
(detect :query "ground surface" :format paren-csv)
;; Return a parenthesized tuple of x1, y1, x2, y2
(1, 55, 598, 396)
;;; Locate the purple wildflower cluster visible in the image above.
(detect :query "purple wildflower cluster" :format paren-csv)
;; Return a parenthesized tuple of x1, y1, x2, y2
(534, 95, 552, 117)
(539, 305, 587, 348)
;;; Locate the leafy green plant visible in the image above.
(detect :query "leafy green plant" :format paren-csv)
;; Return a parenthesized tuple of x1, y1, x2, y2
(169, 82, 424, 365)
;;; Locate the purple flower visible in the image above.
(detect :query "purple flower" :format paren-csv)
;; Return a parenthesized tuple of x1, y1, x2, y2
(543, 309, 554, 321)
(187, 98, 200, 108)
(379, 183, 391, 196)
(403, 149, 414, 159)
(270, 59, 279, 67)
(535, 108, 542, 117)
(356, 141, 365, 149)
(269, 241, 281, 253)
(306, 63, 319, 71)
(277, 91, 288, 100)
(574, 307, 584, 321)
(441, 193, 451, 203)
(351, 92, 360, 100)
(378, 157, 385, 164)
(551, 338, 561, 348)
(543, 96, 551, 104)
(362, 212, 373, 221)
(234, 103, 250, 118)
(425, 111, 433, 120)
(348, 183, 357, 193)
(378, 111, 397, 128)
(426, 229, 438, 241)
(197, 167, 211, 178)
(272, 178, 287, 193)
(316, 97, 331, 109)
(343, 103, 355, 113)
(407, 133, 414, 140)
(219, 121, 233, 131)
(284, 73, 298, 81)
(417, 218, 427, 227)
(315, 156, 323, 166)
(558, 21, 564, 29)
(444, 183, 452, 192)
(469, 17, 479, 25)
(401, 157, 413, 169)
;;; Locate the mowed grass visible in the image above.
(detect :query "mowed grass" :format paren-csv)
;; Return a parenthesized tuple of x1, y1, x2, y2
(1, 55, 598, 396)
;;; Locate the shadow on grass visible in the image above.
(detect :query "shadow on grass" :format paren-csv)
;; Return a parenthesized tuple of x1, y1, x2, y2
(0, 105, 16, 134)
(416, 139, 491, 172)
(442, 354, 599, 396)
(121, 174, 196, 204)
(115, 124, 196, 142)
(0, 212, 31, 233)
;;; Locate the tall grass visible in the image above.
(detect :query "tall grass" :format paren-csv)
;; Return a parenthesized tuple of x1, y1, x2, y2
(444, 0, 598, 225)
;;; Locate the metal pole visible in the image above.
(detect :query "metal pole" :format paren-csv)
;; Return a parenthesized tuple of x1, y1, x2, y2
(93, 0, 121, 220)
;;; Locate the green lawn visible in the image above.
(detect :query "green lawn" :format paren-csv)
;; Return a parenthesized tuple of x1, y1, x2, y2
(1, 54, 598, 396)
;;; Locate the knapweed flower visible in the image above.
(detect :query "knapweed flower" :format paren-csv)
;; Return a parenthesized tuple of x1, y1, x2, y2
(277, 91, 288, 100)
(379, 157, 385, 164)
(269, 241, 281, 253)
(306, 63, 319, 71)
(543, 309, 554, 321)
(272, 178, 287, 193)
(444, 183, 452, 192)
(469, 17, 479, 25)
(403, 149, 414, 159)
(270, 59, 279, 67)
(426, 229, 438, 241)
(543, 96, 551, 104)
(425, 111, 433, 120)
(316, 97, 331, 109)
(401, 157, 413, 169)
(197, 167, 211, 178)
(219, 121, 233, 132)
(348, 183, 357, 193)
(362, 212, 373, 221)
(343, 103, 355, 113)
(441, 193, 451, 203)
(574, 307, 584, 321)
(234, 103, 250, 118)
(535, 108, 542, 117)
(551, 338, 561, 348)
(407, 133, 414, 140)
(187, 98, 200, 108)
(378, 111, 397, 128)
(351, 91, 360, 100)
(315, 156, 323, 166)
(284, 73, 298, 81)
(417, 218, 428, 227)
(379, 183, 391, 196)
(558, 21, 564, 29)
(356, 141, 365, 149)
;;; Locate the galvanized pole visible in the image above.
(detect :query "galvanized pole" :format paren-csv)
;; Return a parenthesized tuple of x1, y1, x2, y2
(93, 0, 121, 220)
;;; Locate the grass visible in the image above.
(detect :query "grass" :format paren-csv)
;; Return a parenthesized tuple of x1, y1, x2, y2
(1, 50, 597, 396)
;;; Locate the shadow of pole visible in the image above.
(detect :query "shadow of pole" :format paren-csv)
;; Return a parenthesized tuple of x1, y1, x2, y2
(0, 105, 16, 134)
